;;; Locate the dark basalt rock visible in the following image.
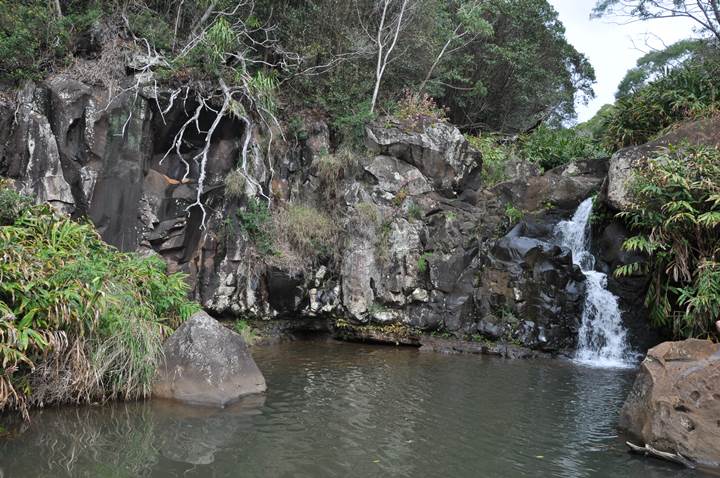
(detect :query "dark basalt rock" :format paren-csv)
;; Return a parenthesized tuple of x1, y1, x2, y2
(1, 70, 641, 357)
(476, 223, 586, 353)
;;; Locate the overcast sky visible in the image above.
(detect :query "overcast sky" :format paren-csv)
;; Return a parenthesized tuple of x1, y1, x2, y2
(548, 0, 698, 122)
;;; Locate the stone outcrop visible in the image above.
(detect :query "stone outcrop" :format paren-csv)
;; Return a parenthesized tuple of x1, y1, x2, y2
(619, 339, 720, 467)
(493, 157, 608, 213)
(606, 115, 720, 211)
(475, 220, 586, 352)
(0, 71, 649, 356)
(153, 311, 266, 406)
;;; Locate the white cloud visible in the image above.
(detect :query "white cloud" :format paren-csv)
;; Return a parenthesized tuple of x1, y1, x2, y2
(548, 0, 698, 122)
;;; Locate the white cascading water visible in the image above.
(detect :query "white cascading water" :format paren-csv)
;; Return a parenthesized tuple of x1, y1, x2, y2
(554, 198, 633, 368)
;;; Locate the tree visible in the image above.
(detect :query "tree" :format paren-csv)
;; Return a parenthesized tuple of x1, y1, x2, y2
(418, 1, 492, 92)
(615, 38, 708, 98)
(370, 0, 413, 113)
(592, 1, 720, 43)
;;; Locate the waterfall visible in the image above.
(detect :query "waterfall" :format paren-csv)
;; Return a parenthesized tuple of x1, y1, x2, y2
(554, 198, 633, 368)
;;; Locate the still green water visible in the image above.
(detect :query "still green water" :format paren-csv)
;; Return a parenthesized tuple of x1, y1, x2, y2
(0, 340, 712, 478)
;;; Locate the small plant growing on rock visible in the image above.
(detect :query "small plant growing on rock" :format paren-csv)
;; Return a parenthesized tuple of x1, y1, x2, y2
(224, 169, 246, 200)
(504, 204, 524, 224)
(417, 252, 433, 273)
(233, 319, 258, 345)
(408, 202, 423, 221)
(393, 188, 409, 207)
(237, 198, 274, 256)
(395, 90, 447, 129)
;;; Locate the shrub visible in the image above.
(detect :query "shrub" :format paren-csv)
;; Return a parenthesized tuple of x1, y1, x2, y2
(466, 134, 512, 186)
(601, 57, 720, 150)
(417, 253, 432, 273)
(505, 204, 524, 224)
(272, 204, 339, 268)
(237, 198, 274, 255)
(233, 319, 258, 345)
(0, 183, 32, 226)
(615, 144, 720, 338)
(394, 90, 447, 129)
(0, 1, 103, 83)
(408, 203, 423, 221)
(519, 125, 608, 171)
(224, 169, 246, 200)
(0, 189, 198, 419)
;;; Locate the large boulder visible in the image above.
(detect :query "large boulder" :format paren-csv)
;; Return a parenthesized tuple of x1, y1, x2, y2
(153, 311, 266, 406)
(607, 115, 720, 211)
(492, 157, 608, 213)
(619, 339, 720, 467)
(365, 120, 481, 195)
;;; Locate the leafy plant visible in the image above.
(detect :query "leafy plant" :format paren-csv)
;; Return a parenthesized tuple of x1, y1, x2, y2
(0, 186, 198, 419)
(466, 133, 511, 186)
(237, 198, 274, 255)
(417, 252, 433, 274)
(505, 204, 524, 224)
(615, 144, 720, 338)
(601, 55, 720, 150)
(233, 319, 258, 345)
(519, 125, 608, 171)
(408, 202, 424, 221)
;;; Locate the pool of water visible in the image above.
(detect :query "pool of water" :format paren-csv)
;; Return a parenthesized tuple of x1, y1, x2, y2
(0, 340, 713, 478)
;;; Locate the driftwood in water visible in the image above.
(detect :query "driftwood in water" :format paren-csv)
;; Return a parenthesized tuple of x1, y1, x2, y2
(626, 441, 696, 469)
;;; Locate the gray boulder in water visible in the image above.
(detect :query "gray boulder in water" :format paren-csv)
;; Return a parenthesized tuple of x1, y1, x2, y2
(153, 311, 266, 406)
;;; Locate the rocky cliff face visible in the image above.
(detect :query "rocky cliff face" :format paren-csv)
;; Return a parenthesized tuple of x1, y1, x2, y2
(0, 75, 651, 355)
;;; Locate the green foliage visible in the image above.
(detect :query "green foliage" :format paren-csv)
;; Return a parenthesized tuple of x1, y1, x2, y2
(0, 183, 32, 226)
(0, 0, 102, 83)
(615, 144, 720, 338)
(233, 319, 258, 345)
(237, 198, 274, 255)
(519, 125, 608, 171)
(407, 203, 424, 221)
(257, 0, 593, 134)
(466, 133, 511, 185)
(417, 253, 433, 274)
(601, 55, 720, 150)
(615, 39, 709, 99)
(505, 204, 524, 224)
(0, 187, 198, 418)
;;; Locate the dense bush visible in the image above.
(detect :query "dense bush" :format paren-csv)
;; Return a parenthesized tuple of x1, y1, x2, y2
(466, 133, 512, 185)
(0, 0, 102, 83)
(615, 145, 720, 338)
(0, 185, 198, 419)
(519, 125, 608, 171)
(600, 55, 720, 150)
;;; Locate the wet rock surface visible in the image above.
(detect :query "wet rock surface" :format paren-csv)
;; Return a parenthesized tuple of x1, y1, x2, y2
(153, 311, 266, 406)
(619, 339, 720, 467)
(0, 74, 654, 356)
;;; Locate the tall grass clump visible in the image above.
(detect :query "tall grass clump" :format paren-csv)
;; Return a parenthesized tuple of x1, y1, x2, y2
(0, 184, 199, 419)
(615, 145, 720, 339)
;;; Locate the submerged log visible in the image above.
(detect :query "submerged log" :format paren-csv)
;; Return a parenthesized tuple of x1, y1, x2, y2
(626, 441, 695, 469)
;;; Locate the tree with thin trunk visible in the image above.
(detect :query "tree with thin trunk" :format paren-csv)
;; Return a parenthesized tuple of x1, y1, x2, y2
(592, 1, 720, 44)
(419, 1, 492, 93)
(370, 0, 412, 114)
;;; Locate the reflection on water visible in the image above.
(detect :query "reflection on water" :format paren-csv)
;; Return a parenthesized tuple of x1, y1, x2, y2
(0, 341, 713, 478)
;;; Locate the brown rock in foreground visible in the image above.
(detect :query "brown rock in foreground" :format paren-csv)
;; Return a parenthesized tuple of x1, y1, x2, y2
(619, 339, 720, 467)
(153, 311, 266, 406)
